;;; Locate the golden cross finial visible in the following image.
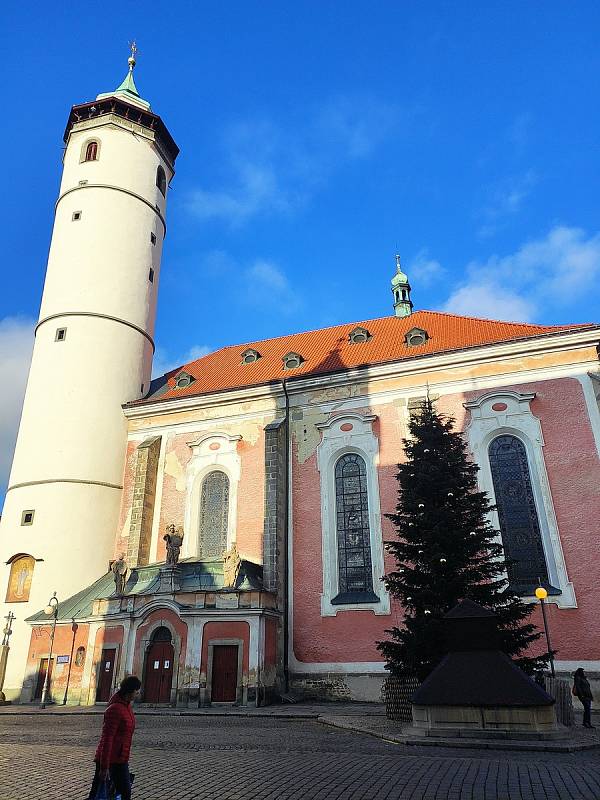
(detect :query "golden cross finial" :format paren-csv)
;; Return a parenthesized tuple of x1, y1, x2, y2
(128, 40, 138, 70)
(395, 253, 402, 271)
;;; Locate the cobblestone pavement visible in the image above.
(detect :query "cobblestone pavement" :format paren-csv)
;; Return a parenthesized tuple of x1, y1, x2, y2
(2, 714, 600, 800)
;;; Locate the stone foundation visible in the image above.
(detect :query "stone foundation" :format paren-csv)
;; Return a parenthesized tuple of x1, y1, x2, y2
(290, 672, 384, 702)
(412, 703, 558, 734)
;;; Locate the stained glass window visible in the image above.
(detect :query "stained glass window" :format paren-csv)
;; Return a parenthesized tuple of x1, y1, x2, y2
(199, 471, 229, 558)
(334, 454, 374, 599)
(488, 435, 551, 593)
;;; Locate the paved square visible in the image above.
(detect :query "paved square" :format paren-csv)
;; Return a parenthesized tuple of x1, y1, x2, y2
(1, 713, 600, 799)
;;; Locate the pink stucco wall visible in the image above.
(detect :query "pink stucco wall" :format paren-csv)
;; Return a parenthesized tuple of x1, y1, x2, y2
(292, 376, 600, 665)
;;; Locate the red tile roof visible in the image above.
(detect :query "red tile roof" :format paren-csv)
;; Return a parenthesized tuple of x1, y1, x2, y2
(140, 311, 597, 405)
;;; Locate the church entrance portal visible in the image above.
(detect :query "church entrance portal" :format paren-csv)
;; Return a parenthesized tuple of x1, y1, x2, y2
(144, 627, 174, 703)
(34, 658, 53, 701)
(211, 645, 238, 702)
(96, 648, 116, 702)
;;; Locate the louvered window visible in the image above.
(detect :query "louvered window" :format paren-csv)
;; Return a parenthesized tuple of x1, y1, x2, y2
(198, 471, 229, 558)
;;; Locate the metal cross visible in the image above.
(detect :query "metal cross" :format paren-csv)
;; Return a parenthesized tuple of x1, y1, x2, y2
(2, 612, 15, 647)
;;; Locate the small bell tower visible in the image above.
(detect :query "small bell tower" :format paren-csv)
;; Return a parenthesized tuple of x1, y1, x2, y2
(391, 254, 413, 317)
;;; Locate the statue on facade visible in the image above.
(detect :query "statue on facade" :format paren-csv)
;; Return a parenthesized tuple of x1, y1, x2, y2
(111, 554, 128, 596)
(223, 542, 241, 589)
(164, 523, 184, 566)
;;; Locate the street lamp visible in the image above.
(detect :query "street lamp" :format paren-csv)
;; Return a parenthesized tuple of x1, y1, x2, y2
(40, 592, 58, 709)
(535, 584, 555, 677)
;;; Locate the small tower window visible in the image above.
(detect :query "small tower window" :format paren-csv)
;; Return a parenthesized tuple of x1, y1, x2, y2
(405, 327, 429, 347)
(150, 232, 157, 245)
(241, 348, 261, 364)
(148, 268, 154, 283)
(84, 141, 98, 162)
(156, 165, 167, 197)
(283, 352, 304, 370)
(349, 326, 371, 344)
(21, 510, 35, 526)
(72, 211, 82, 221)
(55, 328, 67, 342)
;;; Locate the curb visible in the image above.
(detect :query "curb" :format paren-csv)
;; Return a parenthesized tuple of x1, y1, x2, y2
(318, 716, 600, 753)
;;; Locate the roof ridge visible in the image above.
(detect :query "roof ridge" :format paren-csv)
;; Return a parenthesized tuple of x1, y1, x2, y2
(416, 308, 596, 330)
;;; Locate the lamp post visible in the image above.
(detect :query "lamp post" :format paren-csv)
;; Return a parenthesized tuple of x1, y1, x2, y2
(62, 619, 78, 706)
(535, 585, 555, 677)
(40, 592, 58, 709)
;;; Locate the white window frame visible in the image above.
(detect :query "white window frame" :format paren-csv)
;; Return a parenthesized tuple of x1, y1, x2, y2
(316, 413, 390, 616)
(464, 390, 576, 608)
(184, 433, 242, 560)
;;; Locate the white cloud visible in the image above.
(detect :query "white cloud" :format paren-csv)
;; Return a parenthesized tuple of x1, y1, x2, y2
(0, 317, 34, 508)
(478, 170, 537, 238)
(184, 96, 404, 226)
(444, 225, 600, 321)
(409, 249, 445, 286)
(152, 344, 212, 378)
(245, 259, 300, 312)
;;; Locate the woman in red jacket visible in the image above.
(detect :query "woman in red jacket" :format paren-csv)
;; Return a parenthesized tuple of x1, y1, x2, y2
(88, 675, 142, 800)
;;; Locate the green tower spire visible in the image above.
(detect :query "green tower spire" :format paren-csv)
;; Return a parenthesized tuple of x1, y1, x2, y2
(391, 254, 413, 317)
(96, 41, 151, 111)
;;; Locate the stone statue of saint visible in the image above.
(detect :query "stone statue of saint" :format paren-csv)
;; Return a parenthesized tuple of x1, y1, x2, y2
(112, 554, 127, 596)
(163, 523, 184, 566)
(223, 542, 241, 589)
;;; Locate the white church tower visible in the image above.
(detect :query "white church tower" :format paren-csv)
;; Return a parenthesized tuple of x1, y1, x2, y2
(0, 48, 179, 700)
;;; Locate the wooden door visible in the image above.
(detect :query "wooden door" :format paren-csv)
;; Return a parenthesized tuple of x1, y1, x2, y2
(96, 649, 116, 702)
(34, 658, 53, 700)
(211, 645, 238, 702)
(144, 641, 174, 703)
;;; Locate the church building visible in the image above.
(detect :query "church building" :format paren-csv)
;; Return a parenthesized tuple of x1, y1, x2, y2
(1, 58, 599, 706)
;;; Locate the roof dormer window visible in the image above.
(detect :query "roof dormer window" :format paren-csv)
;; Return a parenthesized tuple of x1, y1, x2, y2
(405, 327, 429, 347)
(241, 348, 261, 364)
(174, 371, 195, 389)
(349, 326, 371, 344)
(283, 352, 304, 370)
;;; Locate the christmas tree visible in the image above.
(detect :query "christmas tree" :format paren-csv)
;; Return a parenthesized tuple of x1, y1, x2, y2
(377, 398, 547, 682)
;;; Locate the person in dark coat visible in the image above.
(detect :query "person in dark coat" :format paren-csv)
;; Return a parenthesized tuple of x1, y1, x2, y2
(88, 675, 141, 799)
(573, 667, 595, 729)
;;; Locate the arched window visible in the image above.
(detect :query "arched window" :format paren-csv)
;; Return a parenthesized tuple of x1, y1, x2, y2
(156, 165, 166, 196)
(488, 435, 550, 593)
(84, 141, 98, 162)
(151, 626, 172, 643)
(334, 454, 374, 599)
(5, 554, 35, 602)
(198, 471, 229, 557)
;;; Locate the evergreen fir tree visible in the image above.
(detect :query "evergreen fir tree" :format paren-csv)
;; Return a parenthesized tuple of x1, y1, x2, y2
(377, 398, 548, 682)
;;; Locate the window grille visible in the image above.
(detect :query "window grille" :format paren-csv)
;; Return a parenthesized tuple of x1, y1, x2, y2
(199, 471, 229, 558)
(334, 454, 374, 597)
(488, 434, 550, 593)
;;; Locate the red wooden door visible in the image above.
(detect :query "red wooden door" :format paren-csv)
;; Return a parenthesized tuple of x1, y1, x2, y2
(96, 649, 116, 702)
(144, 641, 174, 703)
(34, 658, 53, 700)
(211, 645, 238, 702)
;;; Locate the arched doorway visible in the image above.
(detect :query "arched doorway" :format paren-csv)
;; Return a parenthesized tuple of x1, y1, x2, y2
(144, 626, 174, 703)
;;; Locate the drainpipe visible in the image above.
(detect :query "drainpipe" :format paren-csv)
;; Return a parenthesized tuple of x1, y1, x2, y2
(281, 379, 290, 693)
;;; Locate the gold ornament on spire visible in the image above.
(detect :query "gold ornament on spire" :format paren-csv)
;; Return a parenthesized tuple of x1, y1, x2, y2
(128, 40, 138, 70)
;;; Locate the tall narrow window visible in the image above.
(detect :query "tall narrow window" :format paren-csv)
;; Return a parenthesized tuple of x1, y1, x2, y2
(156, 165, 167, 197)
(84, 141, 98, 162)
(333, 454, 376, 602)
(198, 471, 229, 558)
(488, 435, 552, 594)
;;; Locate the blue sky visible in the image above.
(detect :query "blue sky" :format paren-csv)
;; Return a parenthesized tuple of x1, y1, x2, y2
(1, 1, 600, 506)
